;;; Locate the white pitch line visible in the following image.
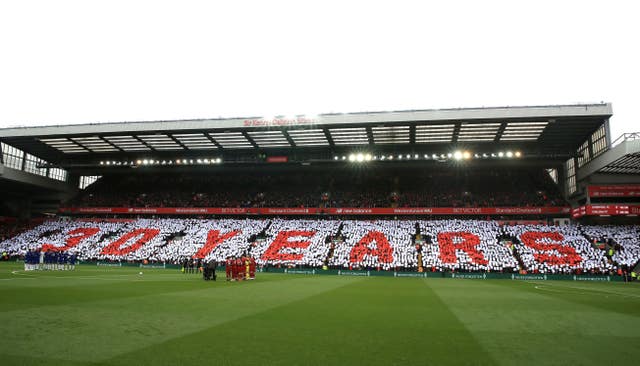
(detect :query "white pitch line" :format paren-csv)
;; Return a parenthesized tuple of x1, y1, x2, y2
(532, 282, 640, 299)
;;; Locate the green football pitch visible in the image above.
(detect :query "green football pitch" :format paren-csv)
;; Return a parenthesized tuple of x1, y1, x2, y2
(1, 262, 639, 366)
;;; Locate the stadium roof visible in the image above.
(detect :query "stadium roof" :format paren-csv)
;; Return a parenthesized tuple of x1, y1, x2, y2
(0, 103, 612, 164)
(597, 154, 640, 174)
(577, 133, 640, 178)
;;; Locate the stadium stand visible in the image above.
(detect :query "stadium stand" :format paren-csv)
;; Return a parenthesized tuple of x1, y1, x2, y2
(329, 220, 418, 270)
(502, 225, 613, 274)
(252, 219, 340, 267)
(1, 218, 635, 275)
(68, 167, 564, 208)
(580, 225, 640, 268)
(419, 220, 519, 273)
(1, 104, 638, 278)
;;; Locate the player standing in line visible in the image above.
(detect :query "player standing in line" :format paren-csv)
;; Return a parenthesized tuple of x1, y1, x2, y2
(232, 257, 238, 281)
(58, 252, 65, 270)
(24, 250, 31, 271)
(249, 256, 256, 280)
(69, 253, 77, 270)
(244, 255, 250, 280)
(235, 257, 244, 281)
(225, 257, 233, 281)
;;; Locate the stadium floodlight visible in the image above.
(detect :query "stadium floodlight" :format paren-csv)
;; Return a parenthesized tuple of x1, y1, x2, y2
(365, 153, 372, 161)
(482, 153, 488, 158)
(463, 151, 471, 160)
(515, 151, 522, 158)
(491, 153, 496, 157)
(453, 151, 463, 160)
(356, 153, 364, 162)
(175, 159, 181, 164)
(136, 160, 142, 165)
(216, 158, 222, 163)
(414, 154, 419, 159)
(447, 153, 453, 158)
(440, 154, 446, 159)
(380, 155, 386, 160)
(398, 155, 402, 160)
(106, 161, 111, 165)
(405, 154, 411, 159)
(189, 159, 194, 164)
(99, 161, 104, 165)
(168, 161, 173, 165)
(197, 159, 202, 164)
(334, 156, 338, 160)
(348, 154, 356, 162)
(474, 153, 480, 158)
(424, 154, 429, 159)
(506, 151, 514, 158)
(388, 155, 393, 160)
(142, 159, 149, 165)
(498, 152, 504, 158)
(342, 156, 346, 160)
(432, 154, 438, 159)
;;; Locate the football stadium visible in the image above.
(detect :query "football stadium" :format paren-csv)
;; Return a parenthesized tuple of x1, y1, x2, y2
(1, 104, 640, 365)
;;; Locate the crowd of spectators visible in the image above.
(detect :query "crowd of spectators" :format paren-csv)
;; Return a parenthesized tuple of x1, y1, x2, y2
(396, 170, 564, 207)
(1, 218, 636, 274)
(0, 219, 42, 243)
(419, 220, 519, 273)
(580, 225, 640, 267)
(503, 225, 613, 274)
(330, 220, 418, 270)
(251, 219, 340, 267)
(68, 168, 565, 209)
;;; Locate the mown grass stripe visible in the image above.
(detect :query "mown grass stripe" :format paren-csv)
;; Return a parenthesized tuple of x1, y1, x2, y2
(101, 277, 496, 366)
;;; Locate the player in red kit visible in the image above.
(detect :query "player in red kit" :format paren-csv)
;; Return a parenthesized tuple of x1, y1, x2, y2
(225, 257, 232, 281)
(235, 257, 244, 281)
(249, 257, 256, 280)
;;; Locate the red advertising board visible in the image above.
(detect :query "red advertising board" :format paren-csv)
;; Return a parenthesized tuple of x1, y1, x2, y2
(59, 206, 571, 216)
(588, 185, 640, 197)
(266, 156, 289, 163)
